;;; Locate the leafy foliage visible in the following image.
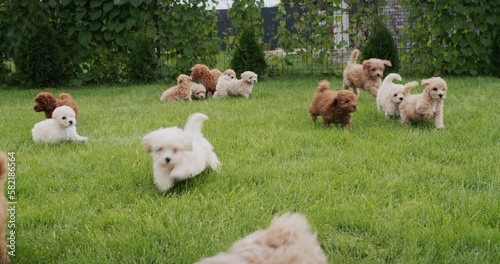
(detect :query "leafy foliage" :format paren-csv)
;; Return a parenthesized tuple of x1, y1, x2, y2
(231, 25, 268, 78)
(361, 18, 400, 74)
(126, 32, 158, 84)
(1, 0, 220, 85)
(401, 0, 499, 76)
(15, 24, 65, 87)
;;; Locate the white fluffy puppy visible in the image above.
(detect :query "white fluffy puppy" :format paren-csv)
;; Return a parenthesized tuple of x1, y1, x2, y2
(32, 105, 88, 143)
(213, 71, 258, 99)
(196, 213, 327, 264)
(143, 113, 220, 191)
(377, 73, 418, 119)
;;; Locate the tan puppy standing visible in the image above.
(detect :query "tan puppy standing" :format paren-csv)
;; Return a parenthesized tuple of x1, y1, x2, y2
(399, 77, 448, 129)
(309, 80, 358, 130)
(343, 49, 392, 99)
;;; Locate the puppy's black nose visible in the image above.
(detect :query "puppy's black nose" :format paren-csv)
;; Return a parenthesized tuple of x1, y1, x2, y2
(165, 157, 171, 163)
(399, 97, 403, 101)
(439, 94, 443, 98)
(69, 120, 73, 125)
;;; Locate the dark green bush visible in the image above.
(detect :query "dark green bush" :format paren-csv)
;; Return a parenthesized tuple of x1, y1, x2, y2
(77, 44, 126, 85)
(126, 33, 158, 84)
(361, 18, 400, 74)
(231, 25, 267, 79)
(15, 24, 65, 87)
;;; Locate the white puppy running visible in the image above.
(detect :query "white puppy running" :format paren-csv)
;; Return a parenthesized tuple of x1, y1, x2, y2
(377, 73, 418, 119)
(32, 105, 88, 143)
(143, 113, 220, 191)
(213, 71, 258, 99)
(196, 213, 328, 264)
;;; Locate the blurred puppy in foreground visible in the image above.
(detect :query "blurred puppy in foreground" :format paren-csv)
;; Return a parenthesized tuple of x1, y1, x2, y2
(196, 213, 327, 264)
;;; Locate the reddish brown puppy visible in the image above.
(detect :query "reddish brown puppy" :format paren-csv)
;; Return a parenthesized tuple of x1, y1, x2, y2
(309, 80, 358, 130)
(33, 92, 79, 119)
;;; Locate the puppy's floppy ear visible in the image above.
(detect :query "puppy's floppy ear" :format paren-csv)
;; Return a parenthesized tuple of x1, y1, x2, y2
(383, 60, 392, 67)
(362, 60, 371, 71)
(142, 132, 155, 152)
(421, 78, 430, 87)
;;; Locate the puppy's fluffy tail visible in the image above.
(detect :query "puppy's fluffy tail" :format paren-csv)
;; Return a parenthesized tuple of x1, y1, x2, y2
(265, 213, 313, 248)
(59, 93, 73, 100)
(403, 81, 419, 96)
(382, 73, 403, 86)
(348, 49, 360, 64)
(184, 113, 208, 134)
(317, 80, 330, 93)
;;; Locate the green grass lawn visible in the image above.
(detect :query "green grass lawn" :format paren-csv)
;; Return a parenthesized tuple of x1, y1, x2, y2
(0, 76, 499, 263)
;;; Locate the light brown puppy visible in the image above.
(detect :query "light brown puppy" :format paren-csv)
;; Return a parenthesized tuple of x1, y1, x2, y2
(33, 92, 79, 119)
(343, 49, 392, 98)
(0, 152, 9, 263)
(196, 213, 327, 264)
(309, 80, 358, 130)
(399, 77, 447, 129)
(160, 74, 192, 103)
(190, 64, 222, 97)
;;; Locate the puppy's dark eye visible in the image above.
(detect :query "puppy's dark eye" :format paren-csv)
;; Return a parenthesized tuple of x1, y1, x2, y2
(432, 88, 438, 91)
(173, 148, 178, 154)
(156, 147, 163, 152)
(62, 116, 66, 120)
(345, 100, 349, 103)
(394, 94, 398, 97)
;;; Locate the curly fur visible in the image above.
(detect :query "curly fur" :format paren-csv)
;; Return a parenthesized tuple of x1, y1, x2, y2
(213, 71, 258, 99)
(190, 64, 222, 97)
(309, 80, 358, 130)
(191, 83, 207, 100)
(33, 92, 79, 119)
(377, 73, 418, 119)
(196, 213, 327, 264)
(0, 152, 9, 263)
(160, 74, 192, 103)
(343, 49, 392, 98)
(32, 106, 87, 143)
(142, 113, 220, 192)
(399, 77, 447, 129)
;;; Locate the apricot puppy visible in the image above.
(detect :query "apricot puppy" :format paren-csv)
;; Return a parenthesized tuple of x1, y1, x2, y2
(309, 80, 358, 130)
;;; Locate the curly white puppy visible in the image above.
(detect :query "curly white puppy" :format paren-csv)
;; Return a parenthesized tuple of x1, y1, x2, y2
(399, 77, 448, 129)
(143, 113, 220, 191)
(32, 105, 88, 143)
(191, 83, 207, 100)
(196, 213, 327, 264)
(377, 73, 418, 119)
(213, 71, 258, 99)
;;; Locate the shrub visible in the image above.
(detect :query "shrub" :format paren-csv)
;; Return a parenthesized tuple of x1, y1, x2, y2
(77, 44, 127, 85)
(231, 25, 268, 79)
(126, 33, 158, 84)
(15, 24, 65, 87)
(361, 18, 400, 74)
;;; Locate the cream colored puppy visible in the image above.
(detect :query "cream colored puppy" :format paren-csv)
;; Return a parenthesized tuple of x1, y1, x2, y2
(143, 113, 220, 191)
(32, 106, 88, 143)
(196, 213, 327, 264)
(213, 71, 257, 99)
(399, 77, 448, 129)
(377, 73, 418, 119)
